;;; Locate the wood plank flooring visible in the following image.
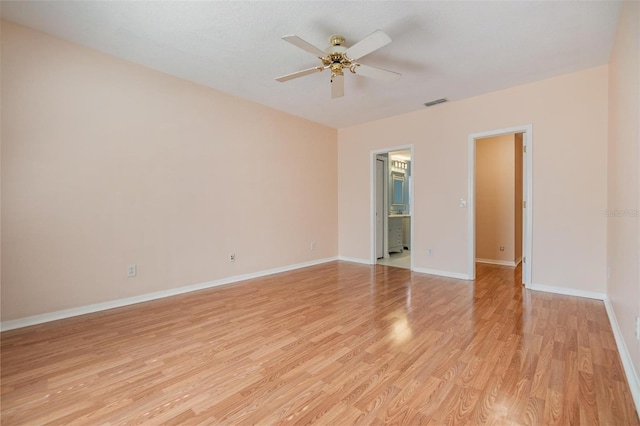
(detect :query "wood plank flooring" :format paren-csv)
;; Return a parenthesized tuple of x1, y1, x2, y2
(1, 262, 638, 425)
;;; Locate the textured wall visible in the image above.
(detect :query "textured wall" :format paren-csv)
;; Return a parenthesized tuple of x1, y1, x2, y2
(607, 0, 640, 393)
(1, 22, 338, 321)
(339, 66, 608, 293)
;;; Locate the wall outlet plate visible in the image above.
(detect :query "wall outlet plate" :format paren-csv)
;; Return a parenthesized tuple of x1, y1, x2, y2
(229, 253, 236, 262)
(127, 264, 137, 277)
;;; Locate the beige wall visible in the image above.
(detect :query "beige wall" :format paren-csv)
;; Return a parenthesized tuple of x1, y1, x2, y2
(0, 20, 3, 318)
(607, 1, 640, 386)
(339, 65, 608, 293)
(514, 133, 523, 262)
(476, 134, 515, 263)
(1, 22, 338, 321)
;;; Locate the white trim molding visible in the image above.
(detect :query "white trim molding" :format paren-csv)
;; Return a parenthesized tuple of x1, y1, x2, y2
(412, 267, 471, 280)
(529, 283, 606, 301)
(338, 256, 372, 265)
(604, 299, 640, 414)
(475, 258, 518, 267)
(1, 256, 338, 332)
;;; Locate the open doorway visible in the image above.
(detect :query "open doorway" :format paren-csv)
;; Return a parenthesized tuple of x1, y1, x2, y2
(475, 133, 523, 266)
(370, 146, 414, 269)
(468, 126, 532, 287)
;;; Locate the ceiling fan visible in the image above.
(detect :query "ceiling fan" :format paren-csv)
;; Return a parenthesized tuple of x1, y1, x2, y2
(275, 30, 401, 98)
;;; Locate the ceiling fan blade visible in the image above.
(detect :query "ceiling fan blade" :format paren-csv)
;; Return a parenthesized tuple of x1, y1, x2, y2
(331, 73, 344, 98)
(275, 67, 324, 82)
(282, 35, 327, 58)
(353, 64, 401, 81)
(345, 30, 392, 60)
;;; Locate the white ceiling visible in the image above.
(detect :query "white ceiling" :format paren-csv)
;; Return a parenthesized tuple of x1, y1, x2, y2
(1, 1, 621, 129)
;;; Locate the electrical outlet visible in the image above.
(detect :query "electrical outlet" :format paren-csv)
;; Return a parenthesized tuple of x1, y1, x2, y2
(500, 246, 505, 251)
(127, 264, 137, 277)
(229, 253, 236, 262)
(428, 248, 433, 256)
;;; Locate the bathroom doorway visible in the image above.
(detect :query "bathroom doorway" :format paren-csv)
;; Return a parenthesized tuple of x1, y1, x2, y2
(370, 146, 414, 269)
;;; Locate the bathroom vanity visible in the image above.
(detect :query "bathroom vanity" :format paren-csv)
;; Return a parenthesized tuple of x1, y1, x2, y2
(389, 214, 411, 253)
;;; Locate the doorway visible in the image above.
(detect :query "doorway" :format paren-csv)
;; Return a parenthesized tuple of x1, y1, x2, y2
(468, 125, 532, 287)
(370, 146, 414, 269)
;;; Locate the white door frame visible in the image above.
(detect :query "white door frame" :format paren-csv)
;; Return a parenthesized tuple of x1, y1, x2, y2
(468, 125, 532, 287)
(370, 144, 415, 267)
(376, 155, 389, 259)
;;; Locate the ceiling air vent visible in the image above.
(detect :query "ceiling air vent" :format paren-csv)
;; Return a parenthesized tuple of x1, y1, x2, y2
(424, 98, 447, 107)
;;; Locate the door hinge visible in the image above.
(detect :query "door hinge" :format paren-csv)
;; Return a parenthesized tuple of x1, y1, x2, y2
(523, 200, 527, 208)
(524, 145, 527, 153)
(523, 257, 526, 264)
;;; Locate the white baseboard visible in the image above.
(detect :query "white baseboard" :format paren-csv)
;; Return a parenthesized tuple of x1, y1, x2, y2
(528, 283, 606, 300)
(476, 258, 517, 267)
(338, 256, 372, 265)
(0, 256, 338, 332)
(412, 267, 471, 280)
(604, 298, 640, 415)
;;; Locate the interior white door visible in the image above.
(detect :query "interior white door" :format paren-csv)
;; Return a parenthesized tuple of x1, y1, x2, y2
(376, 159, 384, 259)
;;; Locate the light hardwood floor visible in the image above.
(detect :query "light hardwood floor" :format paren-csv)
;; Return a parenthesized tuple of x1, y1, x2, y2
(1, 262, 638, 425)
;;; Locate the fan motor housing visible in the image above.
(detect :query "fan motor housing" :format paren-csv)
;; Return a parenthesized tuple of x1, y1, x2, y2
(323, 35, 352, 72)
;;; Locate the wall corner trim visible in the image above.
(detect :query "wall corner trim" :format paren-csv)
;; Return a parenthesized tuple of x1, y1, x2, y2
(475, 258, 518, 267)
(337, 256, 373, 265)
(0, 256, 339, 332)
(603, 298, 640, 415)
(412, 267, 471, 280)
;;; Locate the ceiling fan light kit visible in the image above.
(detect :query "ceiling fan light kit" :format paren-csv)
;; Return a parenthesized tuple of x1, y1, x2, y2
(275, 30, 401, 99)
